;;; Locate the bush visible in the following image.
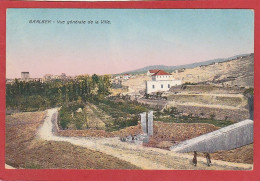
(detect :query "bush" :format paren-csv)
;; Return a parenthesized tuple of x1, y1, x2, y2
(210, 114, 216, 120)
(58, 102, 85, 129)
(244, 88, 254, 96)
(74, 112, 85, 130)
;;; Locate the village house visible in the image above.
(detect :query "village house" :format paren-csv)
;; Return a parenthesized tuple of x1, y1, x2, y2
(123, 74, 130, 80)
(146, 70, 182, 94)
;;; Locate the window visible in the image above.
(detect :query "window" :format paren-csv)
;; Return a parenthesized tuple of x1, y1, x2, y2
(168, 84, 170, 88)
(152, 85, 155, 89)
(161, 84, 163, 88)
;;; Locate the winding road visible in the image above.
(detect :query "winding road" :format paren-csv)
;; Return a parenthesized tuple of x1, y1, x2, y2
(37, 108, 253, 170)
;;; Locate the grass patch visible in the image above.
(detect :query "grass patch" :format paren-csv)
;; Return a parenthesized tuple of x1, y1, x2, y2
(154, 111, 234, 128)
(24, 162, 42, 169)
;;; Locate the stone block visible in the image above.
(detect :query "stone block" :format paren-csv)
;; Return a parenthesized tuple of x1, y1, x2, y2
(140, 112, 147, 134)
(148, 111, 153, 136)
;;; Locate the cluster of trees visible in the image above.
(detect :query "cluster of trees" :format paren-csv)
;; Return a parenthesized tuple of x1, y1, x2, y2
(94, 99, 147, 131)
(59, 102, 85, 130)
(6, 74, 111, 111)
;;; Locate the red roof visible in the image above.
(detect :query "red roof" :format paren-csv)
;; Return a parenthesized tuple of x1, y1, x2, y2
(152, 70, 171, 76)
(148, 69, 160, 73)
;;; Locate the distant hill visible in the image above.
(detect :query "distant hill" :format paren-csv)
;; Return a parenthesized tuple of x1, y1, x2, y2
(119, 53, 252, 75)
(171, 53, 254, 88)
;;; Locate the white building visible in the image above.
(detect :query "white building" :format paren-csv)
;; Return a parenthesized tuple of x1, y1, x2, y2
(123, 74, 130, 80)
(146, 70, 181, 94)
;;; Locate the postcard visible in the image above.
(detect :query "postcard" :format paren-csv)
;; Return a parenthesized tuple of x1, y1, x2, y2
(0, 3, 259, 181)
(4, 8, 254, 170)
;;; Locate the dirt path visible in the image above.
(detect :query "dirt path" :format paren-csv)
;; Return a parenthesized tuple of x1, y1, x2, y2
(5, 164, 15, 169)
(37, 108, 253, 170)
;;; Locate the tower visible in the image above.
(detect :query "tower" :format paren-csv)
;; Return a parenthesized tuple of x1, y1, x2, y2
(21, 72, 30, 80)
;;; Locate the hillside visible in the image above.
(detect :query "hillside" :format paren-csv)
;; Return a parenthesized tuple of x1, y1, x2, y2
(120, 53, 251, 75)
(122, 54, 254, 96)
(172, 54, 254, 88)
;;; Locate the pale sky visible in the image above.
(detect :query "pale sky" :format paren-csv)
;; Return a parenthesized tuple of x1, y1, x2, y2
(6, 9, 254, 78)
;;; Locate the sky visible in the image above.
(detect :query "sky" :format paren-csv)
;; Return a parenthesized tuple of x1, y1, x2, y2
(6, 9, 254, 78)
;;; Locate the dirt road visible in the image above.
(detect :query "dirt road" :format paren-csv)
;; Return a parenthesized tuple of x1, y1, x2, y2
(37, 108, 253, 170)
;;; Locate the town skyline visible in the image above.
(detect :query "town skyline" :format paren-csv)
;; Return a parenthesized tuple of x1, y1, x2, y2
(6, 52, 253, 79)
(7, 9, 254, 79)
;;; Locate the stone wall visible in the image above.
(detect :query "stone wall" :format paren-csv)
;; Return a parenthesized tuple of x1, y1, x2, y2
(167, 94, 246, 107)
(170, 119, 253, 153)
(140, 112, 147, 134)
(171, 105, 250, 122)
(148, 111, 153, 136)
(137, 98, 168, 110)
(169, 85, 245, 94)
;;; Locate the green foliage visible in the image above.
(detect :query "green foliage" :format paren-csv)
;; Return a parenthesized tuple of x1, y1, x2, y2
(183, 82, 198, 85)
(74, 112, 85, 130)
(113, 116, 139, 130)
(210, 113, 216, 120)
(93, 99, 147, 131)
(155, 110, 233, 128)
(24, 162, 42, 169)
(95, 99, 148, 116)
(6, 75, 111, 111)
(59, 107, 72, 129)
(58, 102, 86, 130)
(244, 88, 254, 96)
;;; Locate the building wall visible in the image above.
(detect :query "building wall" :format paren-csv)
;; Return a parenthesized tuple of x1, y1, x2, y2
(146, 80, 182, 94)
(21, 72, 30, 80)
(152, 75, 174, 81)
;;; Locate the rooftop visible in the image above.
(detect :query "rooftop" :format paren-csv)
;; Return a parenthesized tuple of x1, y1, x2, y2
(152, 70, 171, 76)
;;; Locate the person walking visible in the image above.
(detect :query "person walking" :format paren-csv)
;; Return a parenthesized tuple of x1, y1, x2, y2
(192, 151, 197, 166)
(205, 153, 211, 166)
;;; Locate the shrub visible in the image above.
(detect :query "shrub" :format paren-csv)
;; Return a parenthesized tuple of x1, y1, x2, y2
(210, 113, 216, 120)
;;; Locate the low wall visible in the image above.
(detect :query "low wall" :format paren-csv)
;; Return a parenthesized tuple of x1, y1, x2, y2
(137, 98, 168, 110)
(167, 94, 245, 107)
(170, 119, 253, 153)
(171, 105, 249, 122)
(170, 85, 244, 94)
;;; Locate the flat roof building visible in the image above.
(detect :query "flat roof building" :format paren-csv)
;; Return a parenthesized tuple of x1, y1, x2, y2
(21, 72, 30, 80)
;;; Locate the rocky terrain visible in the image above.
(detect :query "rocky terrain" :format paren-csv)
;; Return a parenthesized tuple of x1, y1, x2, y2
(172, 54, 254, 88)
(121, 54, 254, 93)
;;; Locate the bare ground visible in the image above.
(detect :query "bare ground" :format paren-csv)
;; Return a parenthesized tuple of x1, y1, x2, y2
(5, 111, 139, 169)
(36, 109, 252, 170)
(144, 122, 219, 149)
(6, 109, 253, 170)
(58, 118, 219, 150)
